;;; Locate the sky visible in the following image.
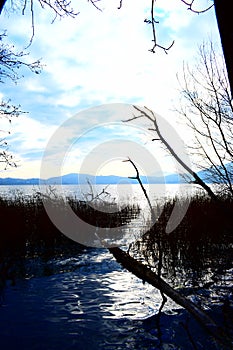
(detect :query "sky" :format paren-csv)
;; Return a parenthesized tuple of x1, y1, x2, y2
(0, 0, 221, 179)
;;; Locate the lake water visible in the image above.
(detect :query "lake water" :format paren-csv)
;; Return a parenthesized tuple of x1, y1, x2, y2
(0, 249, 224, 350)
(0, 183, 200, 202)
(0, 183, 228, 349)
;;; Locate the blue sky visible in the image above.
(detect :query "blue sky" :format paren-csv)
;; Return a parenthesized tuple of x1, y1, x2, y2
(0, 0, 220, 179)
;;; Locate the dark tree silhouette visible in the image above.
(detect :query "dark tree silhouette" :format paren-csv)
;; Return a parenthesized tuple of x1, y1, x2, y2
(0, 2, 232, 346)
(0, 0, 6, 13)
(0, 32, 41, 82)
(145, 0, 233, 97)
(0, 100, 22, 169)
(214, 0, 233, 99)
(177, 42, 233, 196)
(0, 0, 78, 16)
(0, 32, 42, 169)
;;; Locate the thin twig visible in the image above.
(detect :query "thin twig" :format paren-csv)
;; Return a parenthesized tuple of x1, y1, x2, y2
(147, 0, 175, 54)
(88, 0, 102, 12)
(123, 157, 156, 222)
(180, 0, 214, 14)
(118, 0, 123, 10)
(132, 105, 218, 201)
(156, 291, 168, 347)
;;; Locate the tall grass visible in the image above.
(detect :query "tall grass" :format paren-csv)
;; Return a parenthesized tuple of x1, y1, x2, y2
(136, 194, 233, 286)
(0, 193, 140, 259)
(0, 191, 232, 287)
(0, 192, 140, 282)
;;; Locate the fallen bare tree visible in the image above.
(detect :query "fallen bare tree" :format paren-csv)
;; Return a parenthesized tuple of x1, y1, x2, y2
(109, 246, 232, 349)
(105, 105, 233, 348)
(106, 166, 232, 348)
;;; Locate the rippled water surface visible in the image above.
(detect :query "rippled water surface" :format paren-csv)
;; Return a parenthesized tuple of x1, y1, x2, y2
(0, 184, 230, 349)
(0, 183, 197, 202)
(0, 249, 224, 350)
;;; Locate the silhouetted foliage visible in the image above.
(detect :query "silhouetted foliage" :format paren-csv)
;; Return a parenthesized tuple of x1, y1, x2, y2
(177, 42, 233, 196)
(0, 32, 42, 169)
(0, 32, 41, 82)
(0, 192, 139, 260)
(135, 194, 233, 288)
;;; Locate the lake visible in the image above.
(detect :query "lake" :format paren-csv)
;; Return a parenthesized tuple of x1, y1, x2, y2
(0, 183, 200, 202)
(0, 248, 225, 350)
(0, 183, 229, 349)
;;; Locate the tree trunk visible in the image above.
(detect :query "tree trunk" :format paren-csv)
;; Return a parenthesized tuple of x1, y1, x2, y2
(109, 247, 233, 349)
(0, 0, 7, 14)
(214, 0, 233, 98)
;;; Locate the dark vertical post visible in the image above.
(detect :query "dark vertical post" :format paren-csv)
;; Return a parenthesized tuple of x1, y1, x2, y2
(0, 0, 7, 14)
(214, 0, 233, 98)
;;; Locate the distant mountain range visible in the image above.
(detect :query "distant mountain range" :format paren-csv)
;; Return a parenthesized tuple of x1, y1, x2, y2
(0, 162, 232, 185)
(0, 172, 185, 185)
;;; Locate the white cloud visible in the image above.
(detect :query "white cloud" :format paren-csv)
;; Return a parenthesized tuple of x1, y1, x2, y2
(0, 0, 221, 178)
(3, 158, 42, 179)
(23, 78, 48, 93)
(7, 115, 58, 155)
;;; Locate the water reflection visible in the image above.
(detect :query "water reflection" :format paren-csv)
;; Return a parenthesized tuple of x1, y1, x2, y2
(46, 250, 175, 321)
(0, 249, 228, 349)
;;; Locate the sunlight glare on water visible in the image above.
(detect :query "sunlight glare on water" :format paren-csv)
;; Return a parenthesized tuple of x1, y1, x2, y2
(44, 250, 178, 321)
(0, 248, 186, 350)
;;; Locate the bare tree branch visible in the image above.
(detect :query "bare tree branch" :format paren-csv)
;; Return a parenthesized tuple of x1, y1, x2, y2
(143, 0, 212, 54)
(131, 105, 218, 200)
(180, 0, 214, 14)
(123, 157, 156, 222)
(0, 32, 42, 82)
(118, 0, 123, 10)
(0, 32, 42, 169)
(109, 246, 232, 349)
(144, 0, 175, 54)
(88, 0, 102, 12)
(0, 100, 23, 170)
(176, 42, 233, 196)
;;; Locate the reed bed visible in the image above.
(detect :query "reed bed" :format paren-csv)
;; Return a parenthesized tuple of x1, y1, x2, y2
(136, 194, 233, 286)
(0, 191, 232, 287)
(0, 193, 139, 259)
